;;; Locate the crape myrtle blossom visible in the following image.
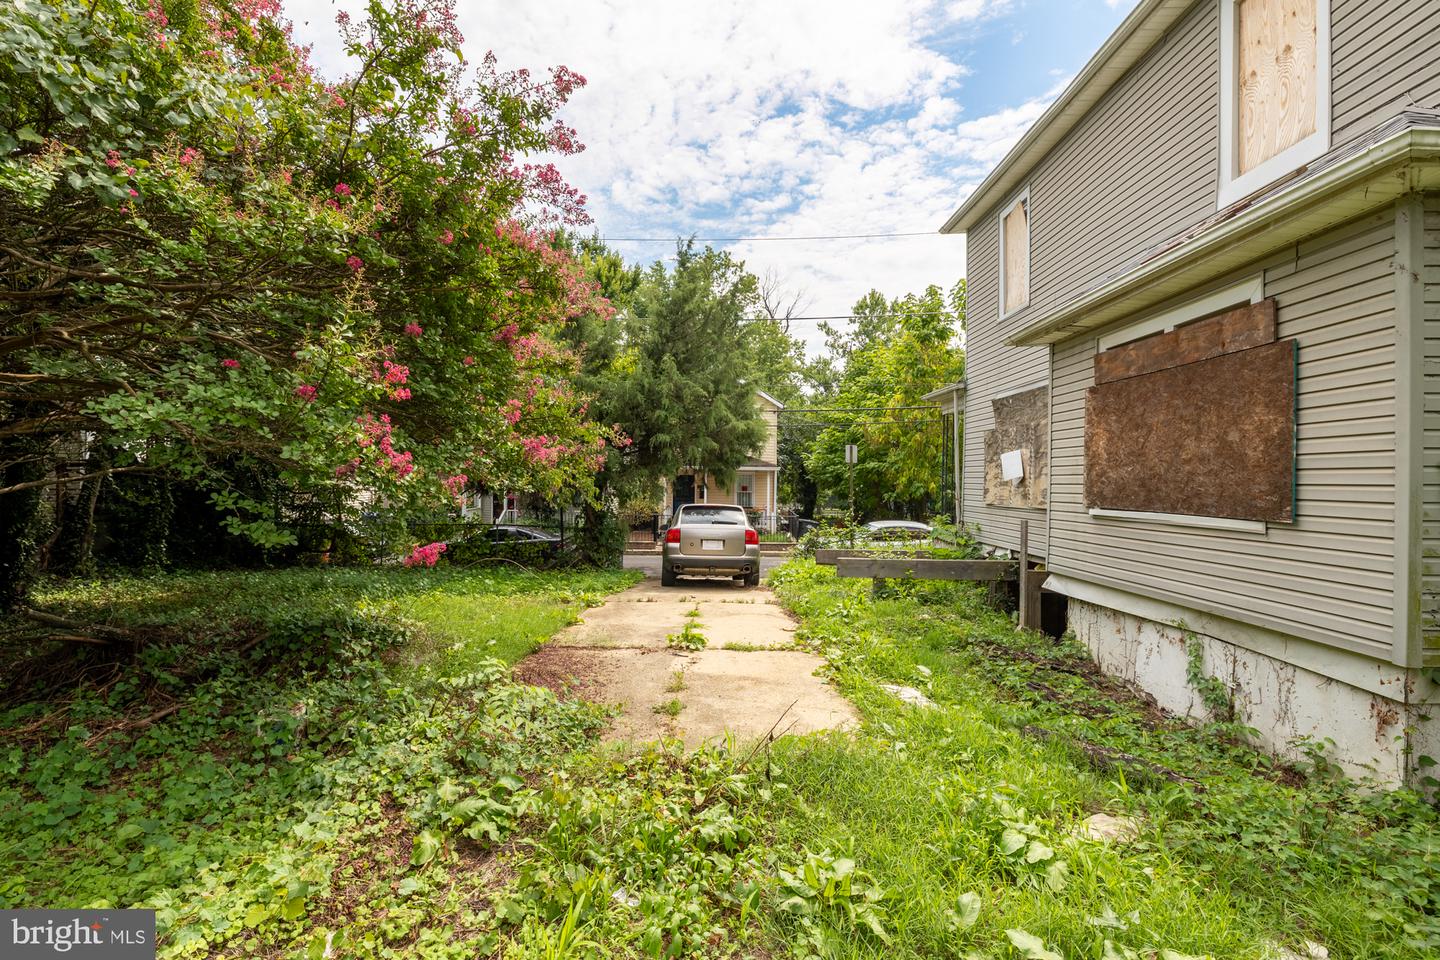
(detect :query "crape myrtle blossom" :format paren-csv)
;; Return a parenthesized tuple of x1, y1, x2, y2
(8, 0, 622, 552)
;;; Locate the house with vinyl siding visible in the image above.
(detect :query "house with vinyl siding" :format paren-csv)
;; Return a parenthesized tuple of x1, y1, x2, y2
(658, 390, 784, 531)
(940, 0, 1440, 783)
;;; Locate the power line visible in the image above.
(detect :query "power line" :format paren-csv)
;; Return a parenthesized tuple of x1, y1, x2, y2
(601, 231, 940, 243)
(742, 312, 956, 323)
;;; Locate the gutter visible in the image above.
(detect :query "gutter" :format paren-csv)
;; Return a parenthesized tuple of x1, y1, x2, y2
(1007, 127, 1440, 347)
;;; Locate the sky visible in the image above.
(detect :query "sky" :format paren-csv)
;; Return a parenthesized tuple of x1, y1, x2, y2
(286, 0, 1139, 354)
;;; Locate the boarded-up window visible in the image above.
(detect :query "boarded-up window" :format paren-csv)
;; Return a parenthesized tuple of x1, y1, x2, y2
(984, 385, 1047, 508)
(1085, 299, 1295, 523)
(1237, 0, 1318, 174)
(1001, 195, 1029, 315)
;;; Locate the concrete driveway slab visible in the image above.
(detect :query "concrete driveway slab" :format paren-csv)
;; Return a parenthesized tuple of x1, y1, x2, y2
(519, 571, 856, 748)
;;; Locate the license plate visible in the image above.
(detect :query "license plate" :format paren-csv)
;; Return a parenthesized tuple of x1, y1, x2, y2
(701, 539, 724, 551)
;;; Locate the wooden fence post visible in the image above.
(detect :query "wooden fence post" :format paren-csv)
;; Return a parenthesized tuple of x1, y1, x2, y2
(1018, 519, 1033, 631)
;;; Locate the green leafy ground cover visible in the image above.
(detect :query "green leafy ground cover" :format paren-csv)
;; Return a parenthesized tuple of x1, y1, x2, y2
(765, 560, 1440, 959)
(2, 562, 1437, 960)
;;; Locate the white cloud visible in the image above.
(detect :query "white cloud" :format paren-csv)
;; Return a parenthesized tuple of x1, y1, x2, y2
(285, 0, 1059, 354)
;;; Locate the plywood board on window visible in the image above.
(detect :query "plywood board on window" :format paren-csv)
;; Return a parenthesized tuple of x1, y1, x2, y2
(1237, 0, 1318, 174)
(1002, 198, 1029, 314)
(983, 386, 1048, 508)
(1085, 340, 1296, 522)
(1095, 299, 1277, 384)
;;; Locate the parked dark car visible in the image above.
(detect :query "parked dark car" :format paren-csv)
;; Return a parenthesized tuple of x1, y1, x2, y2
(484, 525, 563, 558)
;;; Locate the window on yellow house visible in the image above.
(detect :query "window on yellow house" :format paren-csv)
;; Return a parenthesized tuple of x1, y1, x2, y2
(737, 472, 754, 508)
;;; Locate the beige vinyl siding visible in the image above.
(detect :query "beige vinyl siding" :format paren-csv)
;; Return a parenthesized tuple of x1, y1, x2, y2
(1332, 0, 1440, 150)
(1049, 212, 1398, 658)
(1024, 0, 1220, 319)
(963, 213, 1049, 557)
(1422, 195, 1440, 658)
(758, 399, 779, 465)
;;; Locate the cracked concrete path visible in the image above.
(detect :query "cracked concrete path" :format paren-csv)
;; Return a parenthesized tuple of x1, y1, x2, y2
(516, 575, 857, 747)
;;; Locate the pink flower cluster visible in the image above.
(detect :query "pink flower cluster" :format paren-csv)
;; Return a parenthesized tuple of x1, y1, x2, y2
(356, 413, 414, 478)
(404, 322, 424, 338)
(294, 384, 317, 402)
(380, 360, 409, 385)
(441, 473, 468, 499)
(221, 358, 240, 369)
(179, 147, 201, 166)
(105, 150, 121, 169)
(403, 542, 447, 568)
(501, 398, 523, 426)
(520, 435, 574, 467)
(334, 182, 352, 196)
(438, 229, 454, 245)
(346, 255, 364, 272)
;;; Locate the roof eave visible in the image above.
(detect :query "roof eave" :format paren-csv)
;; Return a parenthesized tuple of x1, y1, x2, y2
(1007, 128, 1440, 347)
(921, 380, 967, 401)
(939, 0, 1194, 237)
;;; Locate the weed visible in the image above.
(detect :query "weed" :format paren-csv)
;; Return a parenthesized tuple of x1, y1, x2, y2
(652, 698, 684, 717)
(665, 669, 687, 693)
(666, 618, 706, 651)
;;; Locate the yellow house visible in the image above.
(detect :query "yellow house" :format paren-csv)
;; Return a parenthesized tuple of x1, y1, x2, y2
(659, 390, 782, 532)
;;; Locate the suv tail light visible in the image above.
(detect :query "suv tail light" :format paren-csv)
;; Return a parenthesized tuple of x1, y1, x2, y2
(665, 527, 681, 544)
(744, 529, 759, 546)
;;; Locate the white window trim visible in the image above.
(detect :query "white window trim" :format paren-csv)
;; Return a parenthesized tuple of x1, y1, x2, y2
(997, 185, 1030, 320)
(1088, 508, 1267, 534)
(1097, 275, 1264, 351)
(1217, 0, 1332, 209)
(1091, 273, 1272, 533)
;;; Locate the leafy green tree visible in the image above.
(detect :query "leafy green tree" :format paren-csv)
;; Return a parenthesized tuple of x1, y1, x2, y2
(574, 242, 766, 501)
(0, 0, 616, 599)
(805, 282, 965, 520)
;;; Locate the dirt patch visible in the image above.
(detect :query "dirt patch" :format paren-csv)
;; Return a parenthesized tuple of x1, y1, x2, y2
(513, 644, 607, 701)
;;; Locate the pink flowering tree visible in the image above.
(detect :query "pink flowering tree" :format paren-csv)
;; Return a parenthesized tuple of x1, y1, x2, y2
(0, 0, 616, 596)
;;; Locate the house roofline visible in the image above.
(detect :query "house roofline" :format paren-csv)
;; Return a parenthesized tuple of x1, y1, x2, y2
(755, 389, 784, 409)
(1007, 126, 1440, 347)
(921, 380, 966, 401)
(939, 0, 1193, 236)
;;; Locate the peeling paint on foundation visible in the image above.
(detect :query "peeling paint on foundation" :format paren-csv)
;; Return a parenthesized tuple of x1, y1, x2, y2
(1069, 599, 1440, 786)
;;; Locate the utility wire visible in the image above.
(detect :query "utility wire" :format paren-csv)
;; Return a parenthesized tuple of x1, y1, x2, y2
(601, 231, 939, 243)
(738, 312, 957, 323)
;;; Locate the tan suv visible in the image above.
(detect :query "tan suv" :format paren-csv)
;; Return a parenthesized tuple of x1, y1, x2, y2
(661, 503, 761, 587)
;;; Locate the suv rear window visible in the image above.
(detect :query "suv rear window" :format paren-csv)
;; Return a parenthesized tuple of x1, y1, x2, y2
(678, 506, 745, 524)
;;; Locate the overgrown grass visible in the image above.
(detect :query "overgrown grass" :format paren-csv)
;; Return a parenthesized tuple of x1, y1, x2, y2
(0, 566, 640, 958)
(5, 561, 1437, 960)
(764, 559, 1440, 959)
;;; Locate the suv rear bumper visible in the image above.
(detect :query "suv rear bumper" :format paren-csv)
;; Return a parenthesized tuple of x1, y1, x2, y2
(663, 549, 760, 576)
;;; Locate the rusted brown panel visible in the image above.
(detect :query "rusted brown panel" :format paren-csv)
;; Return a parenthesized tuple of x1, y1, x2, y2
(1085, 340, 1296, 522)
(984, 386, 1048, 508)
(1094, 299, 1277, 384)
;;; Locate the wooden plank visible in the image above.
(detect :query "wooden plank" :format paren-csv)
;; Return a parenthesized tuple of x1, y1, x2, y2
(1085, 340, 1297, 522)
(1002, 197, 1029, 314)
(815, 548, 936, 566)
(1018, 519, 1033, 630)
(835, 558, 1017, 582)
(1238, 0, 1318, 174)
(1094, 299, 1277, 384)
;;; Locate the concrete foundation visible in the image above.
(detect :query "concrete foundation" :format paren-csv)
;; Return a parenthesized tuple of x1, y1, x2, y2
(1068, 598, 1440, 786)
